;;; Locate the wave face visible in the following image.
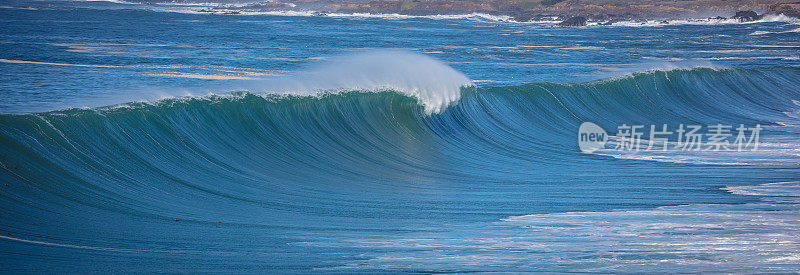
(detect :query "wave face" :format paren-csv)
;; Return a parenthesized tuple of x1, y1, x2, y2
(1, 67, 800, 272)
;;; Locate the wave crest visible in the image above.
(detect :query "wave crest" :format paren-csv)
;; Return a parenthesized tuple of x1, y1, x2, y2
(254, 50, 473, 114)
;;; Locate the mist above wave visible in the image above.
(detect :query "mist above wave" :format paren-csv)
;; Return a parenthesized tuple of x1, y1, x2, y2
(251, 50, 473, 114)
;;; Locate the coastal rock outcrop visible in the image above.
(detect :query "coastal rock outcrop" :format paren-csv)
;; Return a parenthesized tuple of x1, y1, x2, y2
(731, 10, 762, 22)
(558, 16, 587, 26)
(511, 11, 536, 23)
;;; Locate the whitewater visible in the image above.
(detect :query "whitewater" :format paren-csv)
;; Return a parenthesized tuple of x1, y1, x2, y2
(1, 0, 799, 272)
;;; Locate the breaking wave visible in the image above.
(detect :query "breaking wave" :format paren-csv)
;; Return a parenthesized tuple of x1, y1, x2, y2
(1, 66, 799, 272)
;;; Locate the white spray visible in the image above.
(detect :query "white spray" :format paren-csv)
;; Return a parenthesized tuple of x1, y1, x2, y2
(254, 50, 473, 114)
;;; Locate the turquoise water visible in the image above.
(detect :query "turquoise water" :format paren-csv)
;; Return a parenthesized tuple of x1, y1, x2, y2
(1, 1, 799, 272)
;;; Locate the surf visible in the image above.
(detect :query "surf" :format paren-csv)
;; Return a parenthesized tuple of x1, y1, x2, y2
(1, 66, 799, 272)
(2, 67, 799, 185)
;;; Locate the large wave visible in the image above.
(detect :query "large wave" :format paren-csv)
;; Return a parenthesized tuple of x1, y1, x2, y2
(1, 66, 799, 272)
(2, 67, 799, 185)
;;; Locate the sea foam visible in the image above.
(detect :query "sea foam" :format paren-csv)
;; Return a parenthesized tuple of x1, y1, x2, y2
(315, 181, 800, 272)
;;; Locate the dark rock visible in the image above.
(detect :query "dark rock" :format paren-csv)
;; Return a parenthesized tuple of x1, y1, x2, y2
(558, 16, 587, 26)
(542, 0, 566, 5)
(511, 12, 535, 22)
(312, 11, 328, 16)
(731, 10, 762, 22)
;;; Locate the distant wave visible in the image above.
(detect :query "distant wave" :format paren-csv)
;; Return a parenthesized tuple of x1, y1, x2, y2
(152, 8, 800, 26)
(725, 181, 800, 199)
(750, 27, 800, 36)
(591, 14, 800, 27)
(157, 7, 518, 22)
(73, 0, 800, 26)
(77, 0, 134, 4)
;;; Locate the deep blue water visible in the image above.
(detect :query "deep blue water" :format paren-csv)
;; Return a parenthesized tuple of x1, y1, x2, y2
(1, 0, 799, 273)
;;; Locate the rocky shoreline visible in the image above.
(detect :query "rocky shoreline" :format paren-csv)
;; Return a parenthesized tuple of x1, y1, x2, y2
(769, 2, 800, 18)
(181, 0, 800, 24)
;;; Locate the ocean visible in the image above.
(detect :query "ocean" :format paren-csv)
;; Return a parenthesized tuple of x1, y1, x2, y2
(1, 0, 799, 272)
